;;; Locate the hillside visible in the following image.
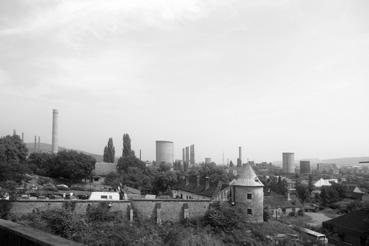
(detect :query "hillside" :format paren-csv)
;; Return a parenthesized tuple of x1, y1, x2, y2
(25, 142, 104, 162)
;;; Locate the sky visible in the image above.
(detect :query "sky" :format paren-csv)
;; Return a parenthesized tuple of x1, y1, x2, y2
(0, 0, 369, 164)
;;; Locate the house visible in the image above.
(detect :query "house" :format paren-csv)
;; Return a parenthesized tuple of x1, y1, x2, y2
(343, 184, 365, 200)
(323, 209, 369, 246)
(313, 178, 338, 188)
(264, 192, 303, 219)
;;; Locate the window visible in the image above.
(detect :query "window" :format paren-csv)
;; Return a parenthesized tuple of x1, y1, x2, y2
(108, 195, 112, 199)
(247, 193, 252, 199)
(101, 195, 107, 199)
(247, 209, 252, 215)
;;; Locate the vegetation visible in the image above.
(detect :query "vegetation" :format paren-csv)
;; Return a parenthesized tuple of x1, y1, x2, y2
(320, 183, 344, 206)
(28, 150, 96, 183)
(0, 135, 28, 183)
(103, 138, 115, 163)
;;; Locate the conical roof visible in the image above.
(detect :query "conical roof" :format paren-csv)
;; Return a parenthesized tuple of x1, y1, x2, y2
(230, 163, 264, 187)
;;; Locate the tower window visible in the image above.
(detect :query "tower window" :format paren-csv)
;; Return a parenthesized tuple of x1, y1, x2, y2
(247, 193, 252, 199)
(247, 209, 252, 215)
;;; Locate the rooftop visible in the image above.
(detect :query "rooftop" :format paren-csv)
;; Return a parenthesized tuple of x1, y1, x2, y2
(229, 164, 264, 187)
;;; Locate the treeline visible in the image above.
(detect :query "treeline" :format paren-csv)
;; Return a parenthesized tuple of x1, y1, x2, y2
(0, 134, 96, 186)
(28, 151, 96, 182)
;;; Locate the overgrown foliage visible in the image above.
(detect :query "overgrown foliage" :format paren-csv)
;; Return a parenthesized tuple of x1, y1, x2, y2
(28, 150, 96, 183)
(0, 135, 28, 183)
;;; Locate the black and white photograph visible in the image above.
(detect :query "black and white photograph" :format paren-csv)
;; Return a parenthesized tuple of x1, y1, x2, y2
(0, 0, 369, 245)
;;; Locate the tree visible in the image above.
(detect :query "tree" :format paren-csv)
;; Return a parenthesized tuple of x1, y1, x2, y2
(0, 135, 27, 163)
(28, 152, 55, 176)
(122, 134, 134, 158)
(308, 175, 314, 193)
(0, 135, 28, 183)
(51, 150, 96, 182)
(103, 138, 115, 163)
(296, 184, 310, 204)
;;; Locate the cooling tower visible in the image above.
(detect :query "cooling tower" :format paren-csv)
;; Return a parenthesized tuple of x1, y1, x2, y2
(156, 140, 174, 165)
(282, 152, 295, 174)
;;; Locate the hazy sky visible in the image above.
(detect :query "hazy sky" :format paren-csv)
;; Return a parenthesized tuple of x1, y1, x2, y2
(1, 0, 369, 163)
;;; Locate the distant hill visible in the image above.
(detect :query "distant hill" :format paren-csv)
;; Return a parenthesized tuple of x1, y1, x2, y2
(25, 142, 104, 162)
(272, 156, 369, 168)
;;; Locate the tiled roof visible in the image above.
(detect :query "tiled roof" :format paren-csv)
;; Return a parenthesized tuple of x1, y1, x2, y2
(229, 164, 264, 187)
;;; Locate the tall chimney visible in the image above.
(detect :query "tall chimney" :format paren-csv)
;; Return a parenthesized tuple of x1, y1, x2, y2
(34, 136, 37, 153)
(51, 109, 59, 154)
(21, 132, 24, 142)
(239, 146, 242, 164)
(38, 136, 41, 153)
(13, 129, 16, 136)
(139, 149, 142, 160)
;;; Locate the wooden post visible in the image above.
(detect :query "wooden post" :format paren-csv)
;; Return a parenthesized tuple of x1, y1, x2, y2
(156, 203, 162, 225)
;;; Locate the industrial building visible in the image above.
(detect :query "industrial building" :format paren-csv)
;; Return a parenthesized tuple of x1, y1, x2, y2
(190, 144, 195, 166)
(282, 152, 295, 174)
(155, 140, 174, 166)
(299, 160, 311, 174)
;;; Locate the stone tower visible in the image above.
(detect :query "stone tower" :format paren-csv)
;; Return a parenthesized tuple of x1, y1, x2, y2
(230, 163, 264, 223)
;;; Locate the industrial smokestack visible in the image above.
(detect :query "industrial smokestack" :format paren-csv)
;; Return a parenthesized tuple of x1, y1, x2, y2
(21, 132, 24, 142)
(13, 129, 16, 136)
(51, 109, 59, 154)
(34, 136, 37, 153)
(38, 136, 41, 153)
(239, 146, 242, 163)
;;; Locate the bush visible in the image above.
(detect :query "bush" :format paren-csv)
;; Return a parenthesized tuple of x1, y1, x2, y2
(0, 201, 12, 219)
(86, 202, 118, 222)
(203, 202, 247, 232)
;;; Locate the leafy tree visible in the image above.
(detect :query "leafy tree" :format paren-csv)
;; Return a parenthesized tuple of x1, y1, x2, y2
(308, 175, 314, 193)
(122, 134, 134, 158)
(152, 171, 177, 195)
(0, 135, 28, 163)
(0, 135, 28, 183)
(117, 155, 145, 172)
(103, 138, 115, 163)
(27, 152, 55, 176)
(51, 150, 96, 182)
(296, 184, 310, 204)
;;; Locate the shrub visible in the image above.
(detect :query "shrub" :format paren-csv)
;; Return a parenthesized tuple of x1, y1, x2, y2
(203, 202, 247, 232)
(86, 202, 117, 222)
(0, 201, 12, 219)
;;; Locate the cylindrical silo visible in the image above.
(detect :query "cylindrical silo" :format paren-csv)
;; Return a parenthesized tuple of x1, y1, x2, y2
(282, 152, 295, 174)
(156, 140, 174, 166)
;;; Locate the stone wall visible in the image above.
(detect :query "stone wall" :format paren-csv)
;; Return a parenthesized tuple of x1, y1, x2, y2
(2, 199, 210, 223)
